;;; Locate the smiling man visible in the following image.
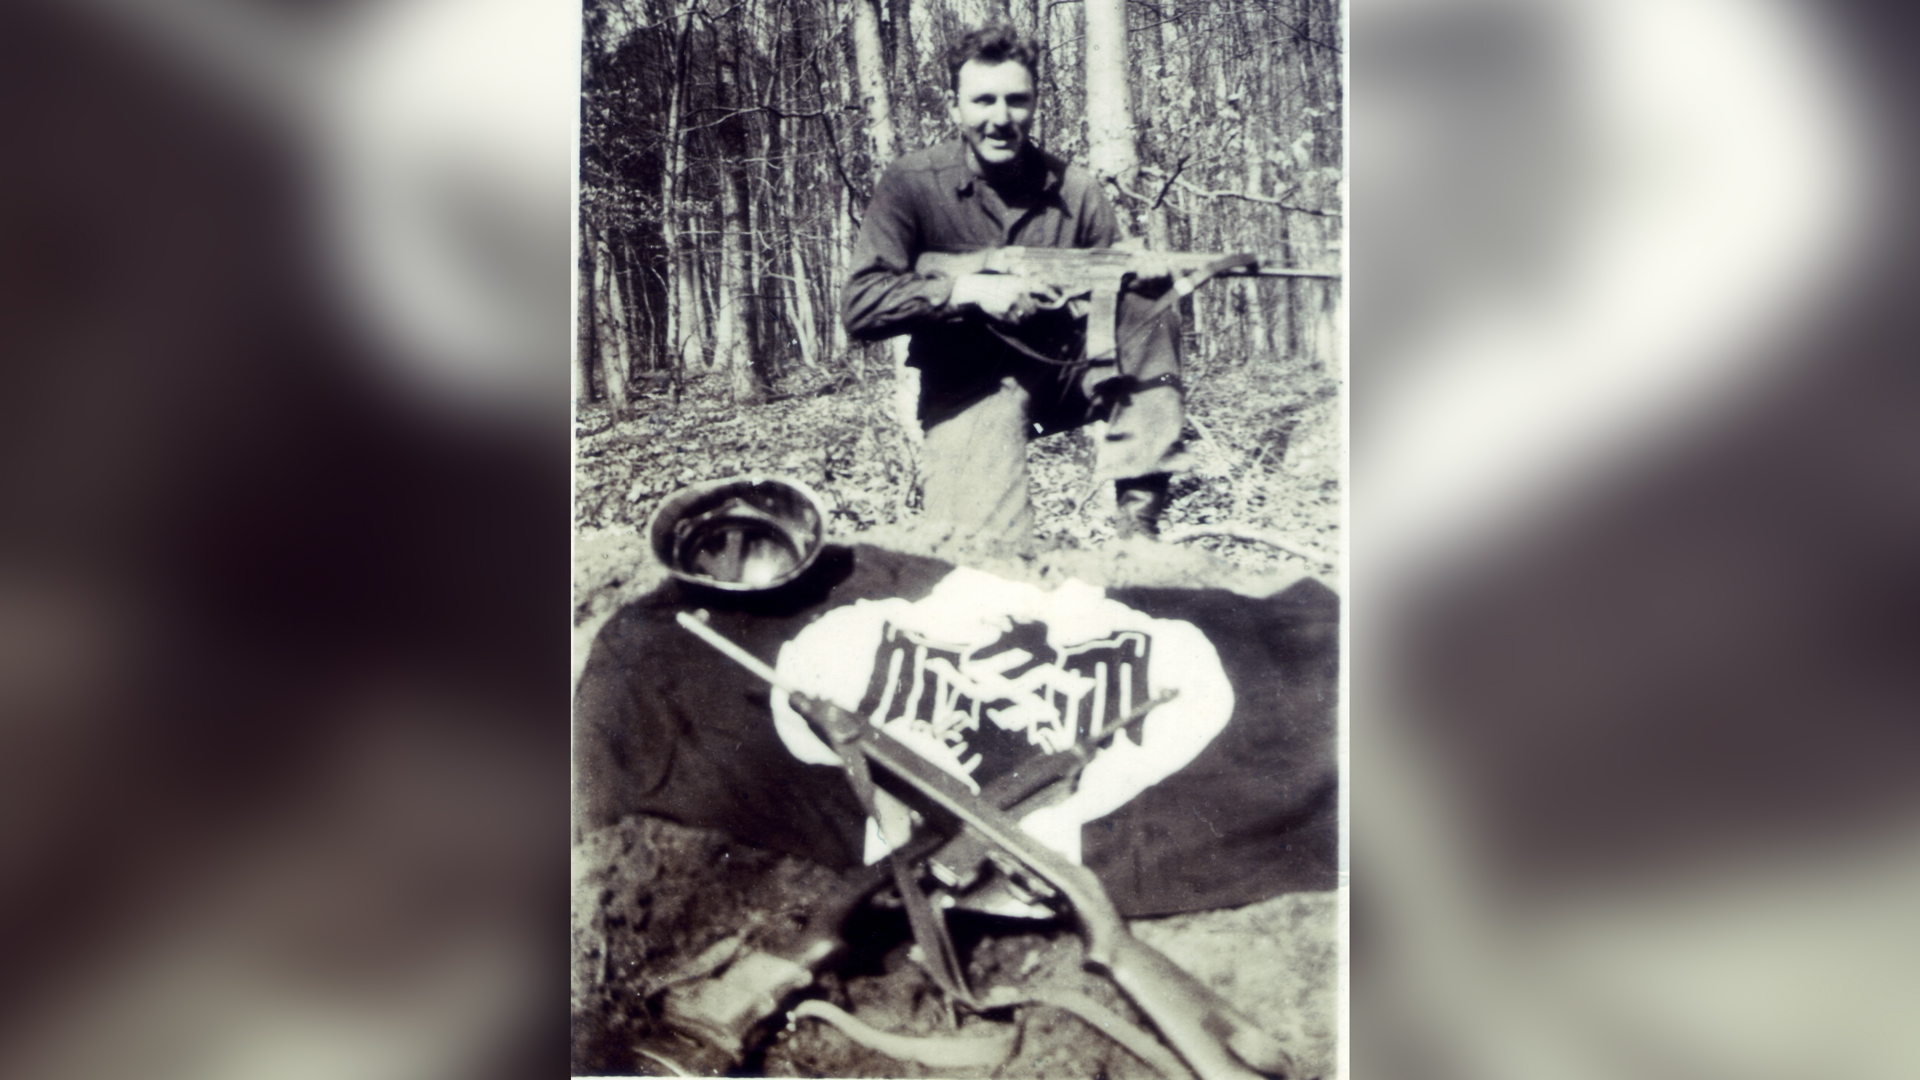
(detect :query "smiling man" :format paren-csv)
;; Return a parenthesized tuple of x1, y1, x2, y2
(843, 26, 1183, 546)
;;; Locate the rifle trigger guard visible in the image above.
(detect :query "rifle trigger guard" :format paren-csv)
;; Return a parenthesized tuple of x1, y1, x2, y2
(794, 692, 864, 747)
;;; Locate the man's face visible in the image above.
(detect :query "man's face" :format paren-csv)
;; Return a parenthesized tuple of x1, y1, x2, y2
(949, 59, 1037, 170)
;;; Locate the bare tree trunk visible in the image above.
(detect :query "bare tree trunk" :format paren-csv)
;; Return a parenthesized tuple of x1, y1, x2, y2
(595, 233, 632, 416)
(714, 39, 759, 404)
(1139, 16, 1174, 256)
(885, 0, 916, 97)
(672, 1, 709, 375)
(785, 171, 820, 369)
(693, 239, 716, 367)
(608, 245, 634, 412)
(661, 47, 689, 376)
(714, 171, 751, 400)
(676, 238, 706, 370)
(830, 183, 851, 362)
(825, 52, 854, 367)
(851, 0, 913, 428)
(711, 59, 755, 405)
(769, 51, 815, 373)
(782, 258, 818, 369)
(750, 56, 780, 384)
(746, 166, 765, 383)
(661, 221, 683, 375)
(1083, 0, 1136, 207)
(577, 216, 597, 404)
(850, 0, 896, 172)
(619, 238, 654, 373)
(1242, 111, 1273, 364)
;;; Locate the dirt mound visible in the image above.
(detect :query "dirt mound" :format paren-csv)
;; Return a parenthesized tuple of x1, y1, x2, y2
(572, 815, 1340, 1078)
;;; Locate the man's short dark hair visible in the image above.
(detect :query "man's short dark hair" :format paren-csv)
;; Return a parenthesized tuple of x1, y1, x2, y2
(947, 26, 1041, 93)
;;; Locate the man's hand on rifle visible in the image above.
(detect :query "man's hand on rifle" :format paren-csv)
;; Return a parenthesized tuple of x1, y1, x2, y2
(950, 272, 1064, 325)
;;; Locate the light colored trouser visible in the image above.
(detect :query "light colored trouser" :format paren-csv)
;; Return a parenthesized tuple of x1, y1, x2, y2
(920, 292, 1182, 545)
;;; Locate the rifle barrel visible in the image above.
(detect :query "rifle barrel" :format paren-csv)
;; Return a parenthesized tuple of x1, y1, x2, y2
(1231, 267, 1341, 280)
(677, 611, 787, 689)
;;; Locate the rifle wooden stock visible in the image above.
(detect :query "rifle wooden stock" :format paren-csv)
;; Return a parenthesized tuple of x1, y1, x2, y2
(1099, 931, 1296, 1080)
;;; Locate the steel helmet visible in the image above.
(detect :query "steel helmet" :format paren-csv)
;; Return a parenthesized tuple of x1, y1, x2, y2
(645, 475, 828, 591)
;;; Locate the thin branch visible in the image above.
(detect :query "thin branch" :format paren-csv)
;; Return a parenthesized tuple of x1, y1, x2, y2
(682, 103, 854, 135)
(1148, 153, 1189, 212)
(690, 1, 749, 30)
(1140, 166, 1342, 217)
(805, 49, 865, 228)
(1109, 178, 1185, 218)
(1275, 21, 1344, 55)
(1160, 525, 1337, 569)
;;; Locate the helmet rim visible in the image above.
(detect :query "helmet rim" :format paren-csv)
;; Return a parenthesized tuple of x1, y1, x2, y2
(644, 475, 829, 592)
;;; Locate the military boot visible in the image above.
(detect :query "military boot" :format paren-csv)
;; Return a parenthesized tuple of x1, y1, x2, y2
(1113, 474, 1171, 539)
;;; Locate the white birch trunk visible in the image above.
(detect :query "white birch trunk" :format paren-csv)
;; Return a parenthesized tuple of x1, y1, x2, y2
(676, 246, 705, 368)
(1242, 115, 1274, 363)
(661, 53, 690, 374)
(830, 185, 850, 361)
(824, 54, 852, 366)
(1083, 0, 1136, 190)
(850, 0, 896, 171)
(716, 168, 754, 401)
(785, 185, 819, 369)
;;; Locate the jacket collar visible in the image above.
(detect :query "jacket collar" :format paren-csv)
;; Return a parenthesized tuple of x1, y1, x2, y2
(938, 138, 1065, 198)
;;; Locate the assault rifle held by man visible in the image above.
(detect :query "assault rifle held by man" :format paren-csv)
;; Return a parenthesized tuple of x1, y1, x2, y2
(914, 246, 1341, 361)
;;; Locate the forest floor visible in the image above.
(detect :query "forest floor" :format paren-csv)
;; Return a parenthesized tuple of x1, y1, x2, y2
(571, 349, 1344, 1078)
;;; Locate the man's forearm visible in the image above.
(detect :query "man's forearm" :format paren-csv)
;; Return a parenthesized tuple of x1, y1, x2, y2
(840, 259, 962, 340)
(841, 178, 960, 340)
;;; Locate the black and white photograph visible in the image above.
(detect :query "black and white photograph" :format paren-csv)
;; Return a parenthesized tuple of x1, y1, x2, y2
(569, 1, 1346, 1076)
(16, 1, 1920, 1079)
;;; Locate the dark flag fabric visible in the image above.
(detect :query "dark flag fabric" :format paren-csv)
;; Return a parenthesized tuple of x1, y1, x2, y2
(574, 543, 1337, 917)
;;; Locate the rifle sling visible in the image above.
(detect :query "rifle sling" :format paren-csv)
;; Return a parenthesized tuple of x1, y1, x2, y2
(1144, 254, 1258, 325)
(829, 723, 975, 1007)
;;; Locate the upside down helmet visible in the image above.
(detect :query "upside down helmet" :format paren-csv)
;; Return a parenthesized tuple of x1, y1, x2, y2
(645, 476, 828, 591)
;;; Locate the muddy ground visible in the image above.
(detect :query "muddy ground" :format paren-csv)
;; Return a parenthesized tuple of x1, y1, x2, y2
(571, 354, 1343, 1078)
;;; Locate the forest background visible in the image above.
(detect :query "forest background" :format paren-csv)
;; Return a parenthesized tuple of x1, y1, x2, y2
(572, 0, 1344, 587)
